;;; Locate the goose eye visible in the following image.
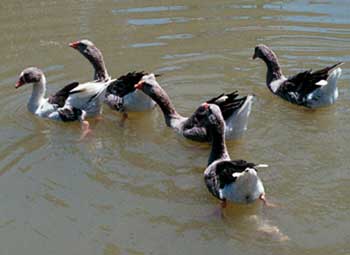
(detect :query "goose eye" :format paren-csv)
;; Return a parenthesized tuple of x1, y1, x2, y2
(198, 106, 208, 115)
(23, 73, 31, 82)
(198, 107, 206, 114)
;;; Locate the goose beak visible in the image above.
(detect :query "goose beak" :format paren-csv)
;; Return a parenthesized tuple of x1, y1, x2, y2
(134, 81, 144, 89)
(15, 80, 24, 89)
(252, 52, 257, 60)
(69, 41, 79, 48)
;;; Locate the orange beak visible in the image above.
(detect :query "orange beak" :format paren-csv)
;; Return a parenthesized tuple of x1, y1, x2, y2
(134, 81, 144, 89)
(15, 80, 24, 89)
(69, 41, 79, 48)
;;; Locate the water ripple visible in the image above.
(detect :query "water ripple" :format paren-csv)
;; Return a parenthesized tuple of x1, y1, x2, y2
(128, 17, 189, 26)
(129, 42, 166, 48)
(112, 5, 187, 14)
(157, 33, 193, 40)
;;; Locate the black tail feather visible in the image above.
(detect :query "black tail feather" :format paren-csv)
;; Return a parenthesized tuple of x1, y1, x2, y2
(48, 82, 80, 107)
(206, 91, 247, 120)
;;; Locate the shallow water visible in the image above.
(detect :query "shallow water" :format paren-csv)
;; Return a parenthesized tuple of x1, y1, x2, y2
(0, 0, 349, 254)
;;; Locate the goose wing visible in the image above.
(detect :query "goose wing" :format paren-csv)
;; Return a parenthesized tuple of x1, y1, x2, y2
(279, 62, 343, 97)
(66, 80, 113, 109)
(107, 71, 146, 97)
(215, 160, 256, 188)
(204, 160, 253, 200)
(206, 91, 247, 120)
(48, 82, 80, 107)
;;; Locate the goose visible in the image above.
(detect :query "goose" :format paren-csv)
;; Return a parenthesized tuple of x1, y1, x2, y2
(134, 73, 253, 141)
(253, 44, 343, 108)
(15, 67, 116, 137)
(69, 40, 156, 116)
(200, 103, 268, 208)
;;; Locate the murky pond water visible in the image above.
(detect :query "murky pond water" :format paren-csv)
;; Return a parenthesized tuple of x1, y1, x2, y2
(0, 0, 349, 254)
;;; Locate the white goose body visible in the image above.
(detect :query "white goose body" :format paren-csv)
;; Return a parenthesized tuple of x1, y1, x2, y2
(224, 94, 253, 140)
(64, 80, 112, 117)
(33, 99, 61, 120)
(305, 67, 341, 108)
(16, 67, 115, 122)
(218, 166, 265, 203)
(25, 75, 59, 119)
(122, 89, 156, 112)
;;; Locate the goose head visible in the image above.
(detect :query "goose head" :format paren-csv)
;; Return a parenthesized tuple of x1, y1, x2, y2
(15, 67, 44, 88)
(198, 103, 226, 136)
(134, 73, 161, 96)
(252, 44, 270, 60)
(69, 39, 96, 55)
(69, 39, 108, 80)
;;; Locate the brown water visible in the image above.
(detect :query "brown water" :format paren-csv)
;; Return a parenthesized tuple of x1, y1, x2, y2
(0, 0, 349, 254)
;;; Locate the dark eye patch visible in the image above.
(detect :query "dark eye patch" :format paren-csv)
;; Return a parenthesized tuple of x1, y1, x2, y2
(23, 73, 31, 82)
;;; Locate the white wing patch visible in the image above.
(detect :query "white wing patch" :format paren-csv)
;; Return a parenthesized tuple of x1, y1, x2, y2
(269, 76, 287, 93)
(215, 95, 228, 104)
(255, 164, 269, 168)
(232, 172, 243, 178)
(315, 80, 328, 86)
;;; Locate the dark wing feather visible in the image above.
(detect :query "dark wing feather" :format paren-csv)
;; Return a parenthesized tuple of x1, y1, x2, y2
(206, 91, 247, 120)
(215, 160, 256, 188)
(280, 62, 343, 97)
(107, 71, 146, 97)
(48, 82, 80, 107)
(204, 159, 256, 199)
(311, 62, 343, 77)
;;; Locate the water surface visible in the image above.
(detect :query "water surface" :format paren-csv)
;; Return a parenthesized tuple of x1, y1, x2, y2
(0, 0, 349, 254)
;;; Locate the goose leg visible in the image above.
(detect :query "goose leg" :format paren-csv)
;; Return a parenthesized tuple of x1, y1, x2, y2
(122, 112, 128, 121)
(79, 120, 92, 140)
(119, 111, 128, 127)
(78, 111, 92, 140)
(212, 199, 227, 219)
(259, 193, 277, 208)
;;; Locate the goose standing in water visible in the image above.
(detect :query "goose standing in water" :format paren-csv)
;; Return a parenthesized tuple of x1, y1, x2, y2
(134, 73, 254, 141)
(200, 103, 268, 208)
(69, 40, 156, 118)
(15, 67, 116, 138)
(252, 44, 343, 108)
